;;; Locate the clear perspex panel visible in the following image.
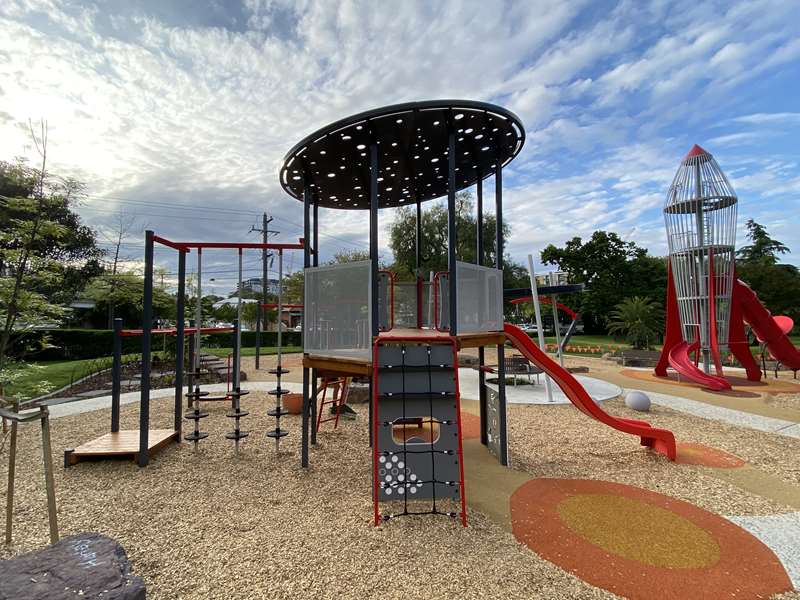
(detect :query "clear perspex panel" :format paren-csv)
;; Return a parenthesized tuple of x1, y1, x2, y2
(455, 261, 503, 333)
(304, 260, 371, 359)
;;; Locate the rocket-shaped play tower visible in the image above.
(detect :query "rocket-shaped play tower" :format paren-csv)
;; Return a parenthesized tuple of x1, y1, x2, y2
(657, 145, 800, 389)
(664, 145, 737, 375)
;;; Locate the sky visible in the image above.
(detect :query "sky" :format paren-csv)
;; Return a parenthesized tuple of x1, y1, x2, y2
(1, 0, 799, 294)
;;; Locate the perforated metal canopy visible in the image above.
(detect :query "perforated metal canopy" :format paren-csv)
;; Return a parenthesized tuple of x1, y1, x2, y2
(279, 100, 525, 210)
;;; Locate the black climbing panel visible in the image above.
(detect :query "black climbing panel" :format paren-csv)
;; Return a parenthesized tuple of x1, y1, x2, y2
(372, 338, 467, 526)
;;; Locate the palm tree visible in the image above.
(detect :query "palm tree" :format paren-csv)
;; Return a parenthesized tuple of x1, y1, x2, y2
(607, 297, 663, 350)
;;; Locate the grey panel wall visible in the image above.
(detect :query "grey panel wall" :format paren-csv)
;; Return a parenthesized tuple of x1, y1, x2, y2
(374, 343, 461, 502)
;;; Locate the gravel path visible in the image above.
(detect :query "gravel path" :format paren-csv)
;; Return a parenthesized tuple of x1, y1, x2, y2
(1, 393, 615, 600)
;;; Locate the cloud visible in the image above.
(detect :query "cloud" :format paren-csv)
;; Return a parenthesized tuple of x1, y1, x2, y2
(0, 0, 798, 286)
(732, 112, 800, 125)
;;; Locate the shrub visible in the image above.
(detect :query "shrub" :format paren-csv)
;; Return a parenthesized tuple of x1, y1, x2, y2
(10, 329, 302, 360)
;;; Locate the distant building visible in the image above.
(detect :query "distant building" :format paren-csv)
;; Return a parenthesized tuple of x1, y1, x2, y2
(212, 298, 259, 310)
(233, 277, 280, 296)
(535, 271, 569, 286)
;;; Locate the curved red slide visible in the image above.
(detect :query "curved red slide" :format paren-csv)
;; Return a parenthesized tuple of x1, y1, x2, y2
(503, 323, 676, 460)
(667, 340, 731, 391)
(734, 279, 800, 370)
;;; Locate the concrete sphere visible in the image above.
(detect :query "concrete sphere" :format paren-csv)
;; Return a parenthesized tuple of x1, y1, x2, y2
(625, 390, 651, 412)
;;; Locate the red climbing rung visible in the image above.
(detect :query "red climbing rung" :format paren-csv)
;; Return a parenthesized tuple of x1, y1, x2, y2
(315, 377, 350, 433)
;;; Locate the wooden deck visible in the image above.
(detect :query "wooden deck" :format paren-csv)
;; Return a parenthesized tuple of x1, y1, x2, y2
(65, 429, 178, 467)
(304, 328, 505, 377)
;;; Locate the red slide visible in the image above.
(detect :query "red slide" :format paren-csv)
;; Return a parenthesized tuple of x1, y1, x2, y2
(734, 279, 800, 370)
(504, 323, 676, 460)
(667, 340, 731, 391)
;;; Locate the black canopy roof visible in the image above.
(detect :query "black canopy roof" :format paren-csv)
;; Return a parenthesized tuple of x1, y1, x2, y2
(279, 100, 525, 210)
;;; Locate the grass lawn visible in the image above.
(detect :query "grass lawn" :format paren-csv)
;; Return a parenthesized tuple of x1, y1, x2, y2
(205, 346, 302, 358)
(4, 352, 163, 400)
(5, 355, 133, 400)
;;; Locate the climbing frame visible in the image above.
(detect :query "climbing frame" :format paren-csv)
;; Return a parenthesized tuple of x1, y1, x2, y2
(372, 337, 467, 526)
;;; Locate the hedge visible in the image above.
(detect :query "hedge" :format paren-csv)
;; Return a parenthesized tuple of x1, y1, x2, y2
(10, 329, 302, 361)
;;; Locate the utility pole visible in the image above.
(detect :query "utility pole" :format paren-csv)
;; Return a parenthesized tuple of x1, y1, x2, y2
(250, 212, 277, 368)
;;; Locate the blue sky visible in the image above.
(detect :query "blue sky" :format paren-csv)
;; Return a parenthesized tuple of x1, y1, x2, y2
(1, 0, 798, 293)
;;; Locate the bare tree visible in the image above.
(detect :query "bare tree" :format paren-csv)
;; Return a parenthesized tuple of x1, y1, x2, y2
(101, 211, 140, 327)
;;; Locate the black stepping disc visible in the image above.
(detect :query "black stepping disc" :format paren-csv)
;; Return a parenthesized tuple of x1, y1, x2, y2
(225, 431, 250, 440)
(226, 389, 250, 397)
(226, 410, 250, 418)
(184, 431, 209, 441)
(266, 429, 289, 439)
(183, 411, 209, 420)
(268, 388, 291, 396)
(268, 368, 290, 375)
(185, 390, 210, 399)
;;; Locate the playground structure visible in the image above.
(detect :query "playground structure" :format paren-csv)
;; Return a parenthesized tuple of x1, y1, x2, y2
(506, 280, 585, 365)
(655, 145, 800, 390)
(279, 100, 678, 523)
(65, 233, 304, 467)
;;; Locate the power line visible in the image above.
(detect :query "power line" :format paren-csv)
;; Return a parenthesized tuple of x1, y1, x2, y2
(76, 204, 259, 223)
(80, 193, 264, 217)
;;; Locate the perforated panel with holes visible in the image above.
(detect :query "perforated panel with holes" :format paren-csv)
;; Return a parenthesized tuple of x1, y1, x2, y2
(280, 100, 525, 210)
(374, 342, 462, 503)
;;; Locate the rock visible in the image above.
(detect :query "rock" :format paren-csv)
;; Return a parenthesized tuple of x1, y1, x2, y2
(624, 390, 651, 412)
(0, 532, 145, 600)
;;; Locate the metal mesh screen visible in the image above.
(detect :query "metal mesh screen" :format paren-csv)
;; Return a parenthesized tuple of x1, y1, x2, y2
(664, 150, 737, 350)
(304, 260, 371, 359)
(393, 282, 418, 328)
(455, 261, 504, 333)
(378, 271, 392, 331)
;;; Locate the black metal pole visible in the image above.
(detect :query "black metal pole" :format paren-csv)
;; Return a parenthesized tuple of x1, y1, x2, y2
(477, 176, 484, 265)
(139, 230, 154, 467)
(174, 250, 185, 438)
(186, 332, 194, 410)
(231, 319, 239, 409)
(495, 164, 503, 271)
(477, 176, 487, 443)
(311, 195, 319, 445)
(415, 197, 423, 328)
(369, 132, 379, 338)
(495, 164, 508, 466)
(368, 128, 380, 450)
(111, 318, 122, 433)
(255, 303, 261, 370)
(447, 113, 458, 336)
(301, 181, 311, 468)
(256, 212, 269, 369)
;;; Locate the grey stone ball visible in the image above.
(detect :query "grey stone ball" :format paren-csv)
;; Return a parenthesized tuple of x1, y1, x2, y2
(624, 390, 651, 412)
